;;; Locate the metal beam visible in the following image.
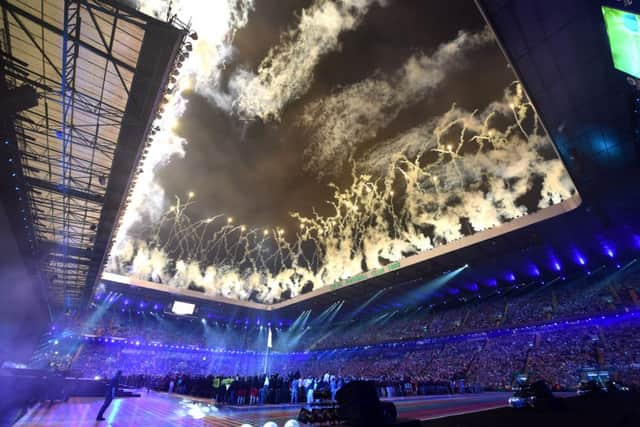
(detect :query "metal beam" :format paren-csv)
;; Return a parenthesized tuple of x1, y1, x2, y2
(6, 7, 63, 78)
(0, 0, 137, 73)
(47, 254, 92, 265)
(25, 176, 104, 204)
(40, 241, 93, 259)
(83, 22, 187, 302)
(85, 5, 129, 96)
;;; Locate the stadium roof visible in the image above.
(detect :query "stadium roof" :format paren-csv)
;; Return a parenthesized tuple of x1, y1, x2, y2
(0, 0, 187, 311)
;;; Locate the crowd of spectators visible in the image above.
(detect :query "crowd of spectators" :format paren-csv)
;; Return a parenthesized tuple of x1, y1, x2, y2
(46, 311, 640, 402)
(31, 264, 640, 402)
(299, 263, 640, 350)
(50, 264, 640, 355)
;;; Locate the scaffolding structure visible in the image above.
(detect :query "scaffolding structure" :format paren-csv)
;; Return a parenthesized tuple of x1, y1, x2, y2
(0, 0, 187, 311)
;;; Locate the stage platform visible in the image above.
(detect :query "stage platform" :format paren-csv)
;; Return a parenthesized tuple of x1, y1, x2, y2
(13, 391, 511, 426)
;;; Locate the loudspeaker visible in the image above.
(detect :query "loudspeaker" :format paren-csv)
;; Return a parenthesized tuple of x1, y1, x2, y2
(336, 381, 396, 426)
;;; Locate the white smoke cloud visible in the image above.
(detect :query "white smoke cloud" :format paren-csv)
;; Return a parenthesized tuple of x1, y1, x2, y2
(362, 84, 574, 237)
(112, 0, 381, 258)
(107, 4, 577, 304)
(302, 28, 494, 178)
(138, 0, 253, 97)
(230, 0, 386, 121)
(109, 83, 576, 303)
(110, 1, 255, 260)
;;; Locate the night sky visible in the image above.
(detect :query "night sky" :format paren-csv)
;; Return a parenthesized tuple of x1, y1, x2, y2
(156, 0, 513, 232)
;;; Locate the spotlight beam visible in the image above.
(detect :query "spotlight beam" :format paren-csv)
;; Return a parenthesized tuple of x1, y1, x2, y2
(348, 288, 387, 320)
(396, 264, 468, 307)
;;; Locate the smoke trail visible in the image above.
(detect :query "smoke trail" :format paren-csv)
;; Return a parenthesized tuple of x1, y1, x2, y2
(108, 84, 576, 303)
(110, 0, 255, 258)
(230, 0, 387, 121)
(301, 28, 494, 179)
(361, 83, 573, 232)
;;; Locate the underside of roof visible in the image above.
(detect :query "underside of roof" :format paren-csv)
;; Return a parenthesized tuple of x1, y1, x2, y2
(0, 0, 187, 311)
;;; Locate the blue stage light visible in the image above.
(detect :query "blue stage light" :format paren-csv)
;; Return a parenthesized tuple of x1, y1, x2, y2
(506, 273, 516, 282)
(529, 264, 540, 277)
(603, 243, 615, 258)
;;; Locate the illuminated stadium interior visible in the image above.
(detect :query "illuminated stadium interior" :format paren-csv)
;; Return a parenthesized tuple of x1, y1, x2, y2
(2, 1, 640, 426)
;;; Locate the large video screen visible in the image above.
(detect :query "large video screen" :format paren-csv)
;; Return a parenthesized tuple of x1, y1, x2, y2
(602, 6, 640, 78)
(171, 301, 196, 316)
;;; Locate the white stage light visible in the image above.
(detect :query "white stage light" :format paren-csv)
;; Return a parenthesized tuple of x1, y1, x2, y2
(263, 422, 278, 427)
(284, 420, 301, 427)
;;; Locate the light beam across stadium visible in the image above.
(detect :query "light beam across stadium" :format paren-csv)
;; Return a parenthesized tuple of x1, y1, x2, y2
(310, 301, 341, 326)
(395, 264, 469, 307)
(348, 288, 388, 320)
